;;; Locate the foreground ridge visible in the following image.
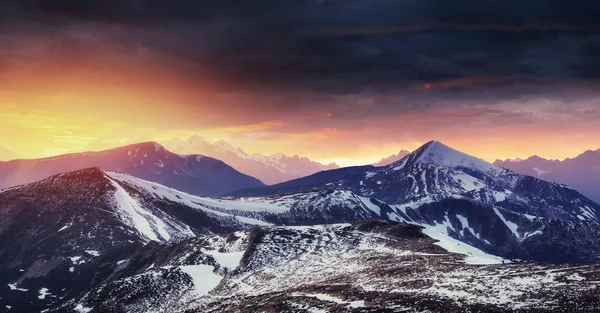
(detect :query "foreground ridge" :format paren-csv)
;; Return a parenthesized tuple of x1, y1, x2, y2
(53, 221, 600, 313)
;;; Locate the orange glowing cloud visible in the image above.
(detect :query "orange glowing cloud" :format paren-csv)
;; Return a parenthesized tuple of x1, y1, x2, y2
(1, 37, 598, 165)
(421, 77, 497, 90)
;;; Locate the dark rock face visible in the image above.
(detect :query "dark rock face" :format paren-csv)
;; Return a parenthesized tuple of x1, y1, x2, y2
(0, 141, 265, 196)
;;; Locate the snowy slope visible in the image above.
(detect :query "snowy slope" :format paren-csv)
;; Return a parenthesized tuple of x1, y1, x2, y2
(54, 221, 600, 313)
(108, 171, 385, 227)
(415, 141, 506, 176)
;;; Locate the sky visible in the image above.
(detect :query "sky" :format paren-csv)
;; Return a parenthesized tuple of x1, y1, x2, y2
(0, 0, 598, 165)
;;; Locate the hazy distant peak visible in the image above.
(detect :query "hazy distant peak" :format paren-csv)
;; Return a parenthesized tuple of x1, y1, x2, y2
(372, 149, 411, 167)
(0, 145, 18, 161)
(161, 136, 340, 184)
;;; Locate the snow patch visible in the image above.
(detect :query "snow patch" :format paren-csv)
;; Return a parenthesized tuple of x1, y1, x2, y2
(74, 304, 92, 313)
(417, 141, 505, 176)
(294, 293, 366, 308)
(38, 287, 51, 299)
(421, 217, 506, 265)
(203, 250, 245, 271)
(85, 250, 100, 257)
(8, 283, 28, 292)
(452, 173, 485, 192)
(235, 216, 273, 226)
(456, 215, 479, 238)
(69, 256, 85, 265)
(565, 273, 585, 281)
(107, 175, 194, 242)
(179, 265, 223, 296)
(493, 207, 520, 239)
(358, 196, 381, 216)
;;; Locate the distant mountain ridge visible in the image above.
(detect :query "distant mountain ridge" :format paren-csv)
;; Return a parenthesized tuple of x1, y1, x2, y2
(0, 145, 18, 161)
(372, 149, 411, 166)
(494, 149, 600, 204)
(0, 141, 264, 196)
(161, 135, 339, 185)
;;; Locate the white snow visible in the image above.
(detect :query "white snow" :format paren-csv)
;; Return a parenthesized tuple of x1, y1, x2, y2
(107, 172, 288, 226)
(203, 250, 245, 271)
(295, 293, 366, 308)
(106, 175, 194, 242)
(452, 173, 486, 191)
(417, 141, 505, 176)
(179, 265, 223, 296)
(565, 273, 585, 281)
(420, 217, 506, 265)
(493, 207, 520, 239)
(8, 283, 28, 292)
(74, 304, 92, 313)
(358, 196, 381, 216)
(85, 250, 100, 257)
(69, 267, 74, 272)
(365, 171, 377, 178)
(493, 190, 509, 202)
(456, 214, 479, 238)
(117, 259, 128, 265)
(523, 230, 543, 239)
(579, 206, 597, 221)
(235, 216, 273, 226)
(69, 256, 85, 265)
(58, 224, 70, 232)
(38, 288, 51, 299)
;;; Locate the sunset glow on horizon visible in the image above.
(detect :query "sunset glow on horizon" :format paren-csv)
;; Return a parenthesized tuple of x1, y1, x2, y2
(1, 0, 598, 165)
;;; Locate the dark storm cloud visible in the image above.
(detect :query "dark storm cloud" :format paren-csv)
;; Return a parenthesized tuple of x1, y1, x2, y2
(1, 0, 598, 96)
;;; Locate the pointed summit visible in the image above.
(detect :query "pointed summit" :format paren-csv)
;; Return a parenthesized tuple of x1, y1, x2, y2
(187, 134, 211, 145)
(399, 140, 504, 175)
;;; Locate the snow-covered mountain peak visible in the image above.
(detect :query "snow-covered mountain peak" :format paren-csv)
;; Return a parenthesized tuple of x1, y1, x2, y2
(408, 140, 505, 176)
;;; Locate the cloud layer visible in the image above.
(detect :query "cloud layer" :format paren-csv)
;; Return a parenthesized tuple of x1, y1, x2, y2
(0, 1, 598, 162)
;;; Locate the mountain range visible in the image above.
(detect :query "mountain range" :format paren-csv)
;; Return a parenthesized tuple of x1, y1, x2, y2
(0, 141, 264, 196)
(494, 149, 600, 204)
(2, 140, 600, 312)
(1, 165, 598, 312)
(231, 140, 600, 262)
(162, 135, 339, 185)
